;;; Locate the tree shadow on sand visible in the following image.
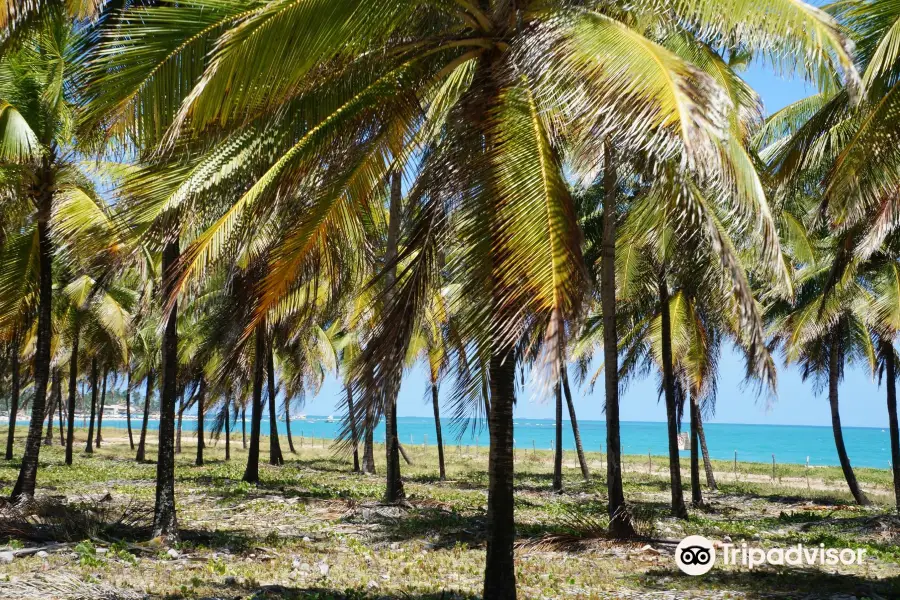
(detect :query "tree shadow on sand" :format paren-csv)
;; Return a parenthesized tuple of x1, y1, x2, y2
(639, 566, 900, 599)
(200, 583, 481, 600)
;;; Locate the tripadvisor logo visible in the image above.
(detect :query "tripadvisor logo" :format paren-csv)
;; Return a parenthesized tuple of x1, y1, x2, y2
(675, 535, 716, 575)
(675, 535, 867, 576)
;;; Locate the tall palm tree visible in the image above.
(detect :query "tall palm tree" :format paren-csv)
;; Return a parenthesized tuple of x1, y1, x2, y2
(408, 285, 456, 481)
(0, 12, 136, 499)
(133, 323, 159, 463)
(854, 256, 900, 511)
(243, 323, 266, 484)
(2, 330, 20, 461)
(769, 250, 874, 506)
(266, 339, 283, 466)
(83, 1, 856, 594)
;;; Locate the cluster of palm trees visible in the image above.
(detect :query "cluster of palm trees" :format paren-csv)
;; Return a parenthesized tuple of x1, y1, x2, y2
(1, 1, 900, 598)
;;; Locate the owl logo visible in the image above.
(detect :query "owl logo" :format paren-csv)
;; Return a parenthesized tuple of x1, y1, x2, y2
(675, 535, 716, 575)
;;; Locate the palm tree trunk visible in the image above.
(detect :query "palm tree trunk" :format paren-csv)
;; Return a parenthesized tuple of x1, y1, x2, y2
(690, 391, 702, 507)
(176, 393, 184, 454)
(561, 363, 589, 481)
(95, 368, 107, 448)
(431, 379, 445, 481)
(0, 345, 5, 420)
(196, 378, 205, 466)
(65, 326, 79, 466)
(152, 239, 180, 540)
(601, 146, 635, 538)
(284, 397, 296, 454)
(884, 341, 900, 513)
(137, 370, 152, 462)
(553, 378, 563, 492)
(659, 275, 688, 519)
(243, 324, 266, 483)
(483, 347, 517, 599)
(125, 368, 134, 450)
(44, 370, 59, 446)
(224, 400, 231, 461)
(85, 359, 98, 454)
(5, 336, 19, 461)
(57, 379, 64, 446)
(241, 404, 247, 449)
(383, 171, 404, 503)
(697, 408, 716, 489)
(384, 393, 404, 500)
(829, 334, 870, 505)
(10, 165, 54, 500)
(266, 343, 283, 466)
(363, 406, 376, 474)
(346, 387, 360, 472)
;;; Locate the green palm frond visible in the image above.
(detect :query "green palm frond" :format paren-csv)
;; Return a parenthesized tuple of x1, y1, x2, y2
(171, 0, 430, 135)
(823, 81, 900, 235)
(0, 226, 39, 335)
(492, 81, 585, 346)
(533, 10, 730, 172)
(81, 0, 258, 146)
(172, 64, 420, 304)
(0, 100, 39, 161)
(755, 92, 833, 151)
(660, 0, 859, 94)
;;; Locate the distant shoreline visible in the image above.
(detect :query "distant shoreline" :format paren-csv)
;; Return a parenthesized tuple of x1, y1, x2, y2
(7, 416, 889, 470)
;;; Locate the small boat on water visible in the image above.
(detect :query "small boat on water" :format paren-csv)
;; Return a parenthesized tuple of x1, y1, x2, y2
(326, 415, 336, 423)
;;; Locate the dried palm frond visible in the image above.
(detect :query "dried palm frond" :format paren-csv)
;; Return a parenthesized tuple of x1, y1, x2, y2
(0, 496, 153, 544)
(0, 573, 144, 600)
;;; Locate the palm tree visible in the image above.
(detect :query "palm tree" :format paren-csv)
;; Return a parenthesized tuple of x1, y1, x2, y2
(85, 358, 98, 454)
(124, 366, 134, 450)
(243, 323, 266, 484)
(195, 377, 206, 466)
(769, 251, 874, 506)
(153, 238, 179, 538)
(2, 330, 20, 460)
(854, 257, 900, 511)
(83, 1, 856, 593)
(56, 272, 132, 461)
(758, 1, 900, 507)
(133, 324, 158, 464)
(266, 339, 284, 466)
(408, 286, 456, 481)
(43, 368, 60, 446)
(577, 154, 783, 516)
(95, 366, 108, 448)
(0, 12, 137, 499)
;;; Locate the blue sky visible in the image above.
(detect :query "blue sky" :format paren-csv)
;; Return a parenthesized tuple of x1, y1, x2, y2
(295, 58, 890, 430)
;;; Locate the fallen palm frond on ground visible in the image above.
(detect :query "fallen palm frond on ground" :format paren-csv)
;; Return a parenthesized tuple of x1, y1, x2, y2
(0, 495, 153, 544)
(517, 501, 659, 551)
(0, 573, 145, 600)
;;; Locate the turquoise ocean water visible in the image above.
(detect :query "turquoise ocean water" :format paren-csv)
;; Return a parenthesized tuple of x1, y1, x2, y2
(63, 416, 894, 469)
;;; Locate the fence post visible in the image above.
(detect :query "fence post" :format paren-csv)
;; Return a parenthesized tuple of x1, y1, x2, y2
(648, 450, 652, 474)
(772, 454, 776, 482)
(806, 456, 810, 490)
(734, 450, 737, 481)
(532, 440, 536, 457)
